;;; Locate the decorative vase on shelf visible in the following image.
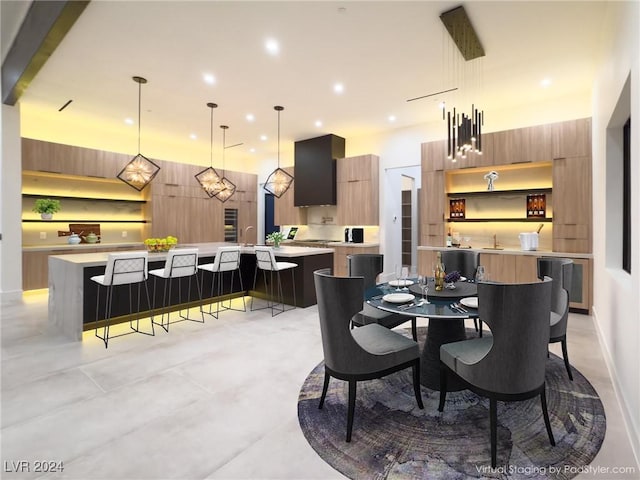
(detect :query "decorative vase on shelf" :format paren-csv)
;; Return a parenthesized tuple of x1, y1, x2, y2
(41, 213, 53, 220)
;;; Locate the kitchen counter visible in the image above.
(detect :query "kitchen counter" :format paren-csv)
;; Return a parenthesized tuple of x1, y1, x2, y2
(418, 245, 593, 259)
(23, 242, 144, 252)
(48, 242, 334, 340)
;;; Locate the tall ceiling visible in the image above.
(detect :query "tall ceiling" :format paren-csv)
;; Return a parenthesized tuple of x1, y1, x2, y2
(15, 1, 608, 170)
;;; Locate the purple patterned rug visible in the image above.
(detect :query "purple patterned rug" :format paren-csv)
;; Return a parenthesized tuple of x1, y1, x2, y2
(298, 328, 605, 479)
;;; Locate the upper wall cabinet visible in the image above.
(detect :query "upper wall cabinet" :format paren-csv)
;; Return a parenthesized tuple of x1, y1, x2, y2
(421, 140, 446, 172)
(552, 118, 591, 159)
(492, 124, 552, 165)
(274, 166, 308, 226)
(22, 138, 128, 179)
(335, 154, 379, 226)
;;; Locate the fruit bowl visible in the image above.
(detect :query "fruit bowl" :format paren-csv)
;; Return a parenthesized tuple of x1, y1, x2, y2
(144, 236, 177, 252)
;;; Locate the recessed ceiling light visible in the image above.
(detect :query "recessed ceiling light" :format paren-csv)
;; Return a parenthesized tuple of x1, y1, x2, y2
(388, 115, 397, 122)
(260, 135, 268, 141)
(541, 77, 552, 88)
(315, 120, 323, 128)
(124, 118, 134, 125)
(333, 83, 345, 94)
(203, 73, 216, 85)
(265, 38, 279, 55)
(246, 113, 255, 122)
(189, 133, 197, 140)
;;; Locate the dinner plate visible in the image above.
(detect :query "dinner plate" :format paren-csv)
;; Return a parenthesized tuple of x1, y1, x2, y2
(460, 297, 478, 309)
(388, 279, 414, 287)
(382, 293, 415, 304)
(459, 276, 467, 282)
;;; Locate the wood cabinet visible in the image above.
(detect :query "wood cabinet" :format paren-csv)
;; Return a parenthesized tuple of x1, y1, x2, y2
(478, 252, 516, 282)
(421, 140, 445, 172)
(420, 171, 445, 246)
(552, 156, 592, 253)
(335, 154, 379, 225)
(492, 124, 552, 165)
(22, 138, 128, 178)
(552, 118, 591, 159)
(333, 245, 379, 277)
(274, 166, 308, 226)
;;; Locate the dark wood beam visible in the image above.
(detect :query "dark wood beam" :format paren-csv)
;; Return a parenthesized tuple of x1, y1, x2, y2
(2, 0, 90, 105)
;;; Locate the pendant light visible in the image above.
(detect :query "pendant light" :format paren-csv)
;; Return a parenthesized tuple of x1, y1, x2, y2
(117, 76, 161, 191)
(263, 105, 293, 198)
(213, 125, 237, 203)
(195, 102, 227, 198)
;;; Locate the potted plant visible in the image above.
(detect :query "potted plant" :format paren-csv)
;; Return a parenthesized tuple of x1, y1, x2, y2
(266, 231, 285, 248)
(32, 198, 62, 220)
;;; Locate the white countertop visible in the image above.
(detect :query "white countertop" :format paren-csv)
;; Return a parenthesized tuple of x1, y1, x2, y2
(418, 245, 593, 259)
(23, 242, 143, 252)
(48, 242, 335, 266)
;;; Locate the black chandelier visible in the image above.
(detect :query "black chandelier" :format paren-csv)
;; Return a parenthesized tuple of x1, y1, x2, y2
(214, 125, 237, 203)
(117, 76, 161, 191)
(263, 106, 293, 198)
(195, 102, 227, 198)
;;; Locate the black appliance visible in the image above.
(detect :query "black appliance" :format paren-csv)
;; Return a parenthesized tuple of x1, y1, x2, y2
(294, 134, 345, 206)
(344, 227, 364, 243)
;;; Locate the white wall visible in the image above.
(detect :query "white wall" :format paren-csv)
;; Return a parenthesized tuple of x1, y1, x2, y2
(1, 104, 23, 302)
(591, 0, 640, 462)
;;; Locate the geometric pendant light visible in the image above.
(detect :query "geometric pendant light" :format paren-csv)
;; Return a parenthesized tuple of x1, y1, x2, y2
(263, 105, 293, 198)
(195, 102, 227, 198)
(213, 125, 237, 203)
(117, 76, 161, 191)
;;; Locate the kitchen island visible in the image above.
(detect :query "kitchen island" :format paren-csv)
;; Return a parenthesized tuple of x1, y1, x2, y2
(49, 243, 333, 341)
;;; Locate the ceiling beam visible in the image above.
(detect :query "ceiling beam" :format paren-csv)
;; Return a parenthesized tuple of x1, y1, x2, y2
(2, 0, 89, 106)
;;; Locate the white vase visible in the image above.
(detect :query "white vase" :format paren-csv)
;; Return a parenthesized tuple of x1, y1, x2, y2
(41, 213, 53, 220)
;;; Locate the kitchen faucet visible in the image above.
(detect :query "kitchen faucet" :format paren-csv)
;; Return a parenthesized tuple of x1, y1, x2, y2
(243, 226, 254, 246)
(493, 234, 501, 249)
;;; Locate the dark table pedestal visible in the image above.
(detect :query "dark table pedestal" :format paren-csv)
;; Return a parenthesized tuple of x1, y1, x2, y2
(420, 318, 468, 391)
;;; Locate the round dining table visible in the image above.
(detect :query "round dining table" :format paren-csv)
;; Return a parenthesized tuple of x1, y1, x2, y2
(365, 278, 480, 390)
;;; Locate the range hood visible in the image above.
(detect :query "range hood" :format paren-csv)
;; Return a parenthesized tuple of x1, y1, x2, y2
(294, 134, 345, 207)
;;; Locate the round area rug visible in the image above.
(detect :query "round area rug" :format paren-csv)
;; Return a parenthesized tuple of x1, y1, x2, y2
(298, 328, 606, 479)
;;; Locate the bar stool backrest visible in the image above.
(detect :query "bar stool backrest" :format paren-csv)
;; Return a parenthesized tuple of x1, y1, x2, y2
(103, 251, 148, 286)
(255, 246, 277, 271)
(160, 248, 199, 278)
(211, 246, 242, 272)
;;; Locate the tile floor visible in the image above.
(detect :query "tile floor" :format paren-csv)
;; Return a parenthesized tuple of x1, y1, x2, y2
(1, 291, 638, 479)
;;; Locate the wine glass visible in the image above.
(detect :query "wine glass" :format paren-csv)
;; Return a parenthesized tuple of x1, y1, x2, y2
(394, 264, 402, 291)
(419, 275, 430, 304)
(475, 265, 486, 282)
(401, 266, 409, 290)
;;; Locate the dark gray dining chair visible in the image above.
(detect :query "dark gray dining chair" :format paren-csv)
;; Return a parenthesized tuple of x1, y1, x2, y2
(347, 254, 417, 340)
(314, 268, 423, 442)
(538, 257, 574, 380)
(440, 249, 482, 334)
(438, 277, 555, 468)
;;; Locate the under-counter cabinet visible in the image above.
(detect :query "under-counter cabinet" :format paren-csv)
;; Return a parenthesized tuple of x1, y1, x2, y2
(333, 245, 379, 277)
(335, 154, 379, 226)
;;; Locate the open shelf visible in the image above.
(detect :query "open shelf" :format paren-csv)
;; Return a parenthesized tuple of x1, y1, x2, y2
(447, 218, 553, 223)
(447, 187, 552, 198)
(22, 193, 147, 203)
(23, 219, 147, 223)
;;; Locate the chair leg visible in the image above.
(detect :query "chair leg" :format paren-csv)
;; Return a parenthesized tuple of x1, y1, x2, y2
(411, 318, 417, 341)
(412, 360, 424, 409)
(561, 337, 573, 381)
(490, 397, 497, 468)
(319, 369, 330, 409)
(249, 264, 259, 311)
(540, 384, 556, 446)
(478, 319, 483, 338)
(438, 363, 447, 412)
(474, 318, 479, 332)
(346, 380, 357, 442)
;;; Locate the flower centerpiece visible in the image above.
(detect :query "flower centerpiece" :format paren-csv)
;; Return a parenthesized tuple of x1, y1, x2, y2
(33, 198, 62, 220)
(144, 235, 178, 252)
(266, 231, 285, 248)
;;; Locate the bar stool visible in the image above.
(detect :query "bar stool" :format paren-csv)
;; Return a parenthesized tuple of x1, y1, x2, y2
(250, 246, 297, 316)
(197, 246, 245, 318)
(148, 248, 204, 332)
(91, 251, 154, 348)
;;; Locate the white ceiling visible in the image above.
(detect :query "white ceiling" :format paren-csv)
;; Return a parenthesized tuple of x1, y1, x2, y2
(16, 1, 608, 171)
